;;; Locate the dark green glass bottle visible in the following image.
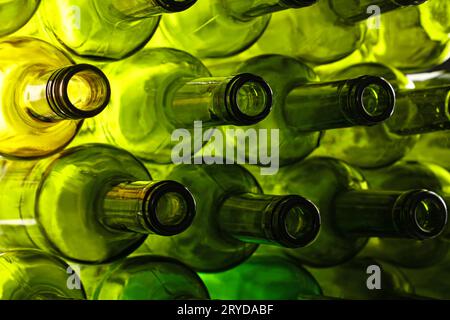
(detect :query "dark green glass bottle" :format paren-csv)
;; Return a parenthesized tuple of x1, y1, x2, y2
(73, 48, 273, 164)
(259, 157, 447, 267)
(315, 62, 450, 168)
(0, 250, 86, 300)
(159, 0, 317, 58)
(358, 161, 450, 268)
(209, 54, 395, 167)
(39, 0, 197, 60)
(308, 258, 423, 300)
(74, 255, 210, 300)
(137, 164, 321, 272)
(251, 0, 426, 65)
(0, 144, 196, 264)
(199, 248, 323, 300)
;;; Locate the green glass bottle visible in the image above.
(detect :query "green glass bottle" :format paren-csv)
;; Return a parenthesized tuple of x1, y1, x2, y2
(158, 0, 317, 59)
(73, 48, 273, 164)
(357, 161, 450, 268)
(0, 250, 86, 300)
(199, 249, 323, 300)
(0, 37, 110, 159)
(208, 55, 395, 167)
(260, 157, 447, 267)
(365, 0, 450, 72)
(73, 255, 209, 300)
(250, 0, 425, 65)
(0, 0, 40, 36)
(315, 62, 450, 168)
(308, 258, 421, 299)
(0, 144, 196, 264)
(39, 0, 197, 60)
(137, 164, 321, 272)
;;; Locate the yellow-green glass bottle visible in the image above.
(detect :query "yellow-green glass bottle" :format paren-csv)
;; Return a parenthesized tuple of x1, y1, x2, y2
(250, 0, 425, 65)
(0, 0, 40, 37)
(315, 62, 450, 168)
(136, 163, 321, 272)
(365, 0, 450, 72)
(73, 255, 210, 300)
(0, 250, 86, 300)
(39, 0, 197, 60)
(0, 144, 196, 264)
(73, 48, 273, 164)
(159, 0, 317, 59)
(260, 157, 447, 267)
(0, 36, 110, 159)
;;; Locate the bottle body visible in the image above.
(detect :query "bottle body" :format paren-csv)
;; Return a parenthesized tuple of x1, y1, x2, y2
(0, 144, 152, 263)
(0, 250, 86, 300)
(0, 0, 40, 36)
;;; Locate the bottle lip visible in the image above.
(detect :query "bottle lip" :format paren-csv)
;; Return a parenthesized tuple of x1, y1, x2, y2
(155, 0, 197, 12)
(394, 189, 448, 240)
(271, 195, 321, 248)
(281, 0, 318, 8)
(224, 73, 273, 126)
(46, 64, 111, 120)
(348, 75, 396, 125)
(142, 181, 196, 236)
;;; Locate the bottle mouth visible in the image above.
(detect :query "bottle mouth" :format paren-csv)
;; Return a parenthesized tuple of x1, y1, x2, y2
(47, 64, 111, 120)
(156, 0, 197, 12)
(271, 196, 321, 248)
(281, 0, 318, 7)
(346, 75, 396, 125)
(142, 181, 196, 236)
(394, 189, 448, 240)
(224, 73, 273, 126)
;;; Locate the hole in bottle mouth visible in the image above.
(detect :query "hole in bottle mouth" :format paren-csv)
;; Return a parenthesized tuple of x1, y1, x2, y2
(275, 196, 321, 248)
(414, 195, 447, 235)
(157, 0, 197, 12)
(226, 73, 273, 125)
(144, 181, 196, 236)
(66, 67, 110, 116)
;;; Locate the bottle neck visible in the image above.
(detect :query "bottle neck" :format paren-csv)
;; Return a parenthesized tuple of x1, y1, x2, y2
(329, 0, 427, 24)
(218, 193, 321, 248)
(386, 86, 450, 135)
(334, 189, 447, 240)
(225, 0, 317, 21)
(100, 181, 196, 236)
(168, 73, 272, 128)
(109, 0, 197, 19)
(284, 76, 395, 131)
(22, 64, 110, 122)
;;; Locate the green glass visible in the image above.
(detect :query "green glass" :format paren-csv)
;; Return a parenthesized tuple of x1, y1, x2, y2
(0, 250, 86, 300)
(358, 161, 450, 268)
(260, 157, 448, 267)
(252, 0, 424, 65)
(74, 255, 209, 300)
(209, 55, 395, 167)
(73, 48, 273, 164)
(0, 37, 110, 159)
(366, 0, 450, 72)
(199, 250, 323, 300)
(316, 62, 450, 168)
(308, 258, 420, 299)
(0, 0, 40, 36)
(159, 0, 316, 59)
(0, 144, 196, 264)
(39, 0, 197, 60)
(137, 164, 321, 272)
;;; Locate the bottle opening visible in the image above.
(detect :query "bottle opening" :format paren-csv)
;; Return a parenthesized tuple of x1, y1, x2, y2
(349, 75, 396, 125)
(47, 64, 111, 120)
(414, 197, 447, 235)
(225, 73, 273, 126)
(143, 181, 196, 236)
(273, 196, 321, 248)
(156, 0, 197, 12)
